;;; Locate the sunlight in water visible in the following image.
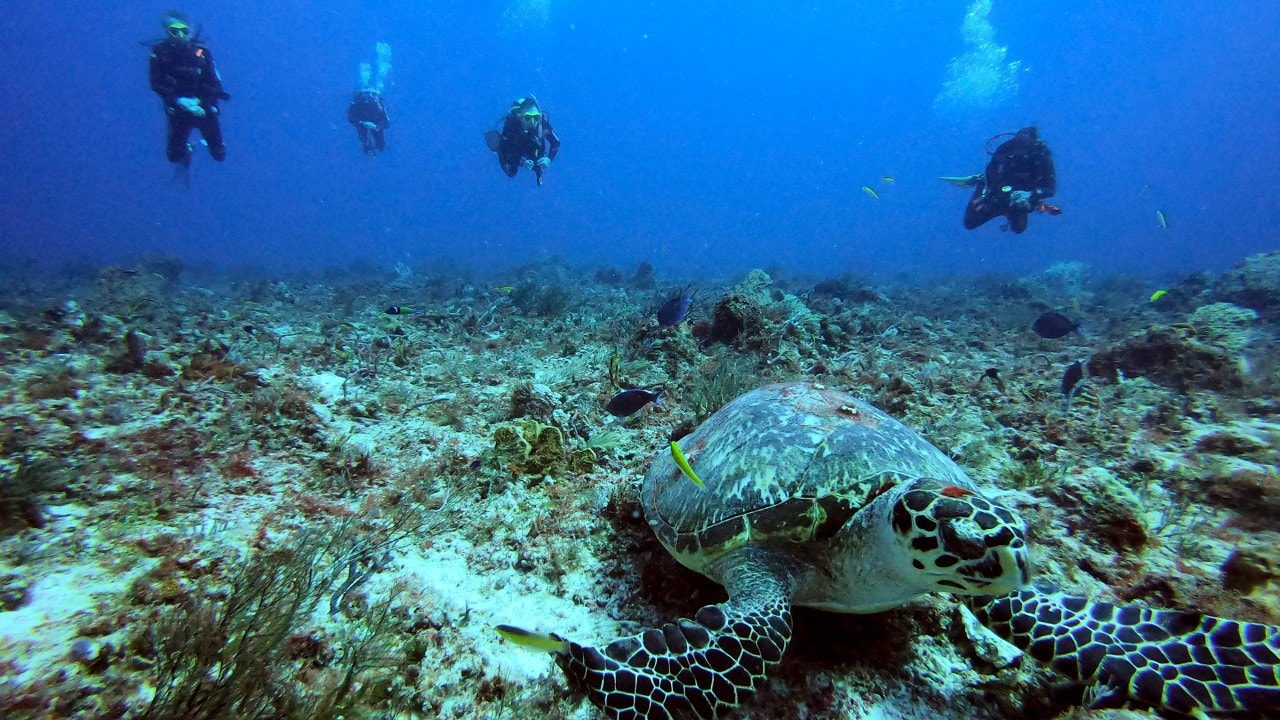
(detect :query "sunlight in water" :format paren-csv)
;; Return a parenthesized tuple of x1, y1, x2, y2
(504, 0, 552, 31)
(935, 0, 1021, 113)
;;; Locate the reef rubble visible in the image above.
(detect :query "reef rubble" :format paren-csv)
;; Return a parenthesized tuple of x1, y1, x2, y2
(0, 256, 1276, 719)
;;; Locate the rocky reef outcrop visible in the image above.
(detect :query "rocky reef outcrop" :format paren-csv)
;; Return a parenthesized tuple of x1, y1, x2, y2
(1213, 251, 1280, 315)
(1087, 324, 1245, 392)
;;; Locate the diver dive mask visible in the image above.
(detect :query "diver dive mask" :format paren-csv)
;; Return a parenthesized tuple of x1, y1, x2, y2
(166, 23, 190, 39)
(520, 111, 541, 129)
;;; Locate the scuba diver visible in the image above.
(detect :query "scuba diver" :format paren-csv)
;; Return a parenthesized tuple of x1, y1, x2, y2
(348, 43, 392, 156)
(485, 95, 561, 185)
(148, 11, 230, 168)
(943, 126, 1060, 234)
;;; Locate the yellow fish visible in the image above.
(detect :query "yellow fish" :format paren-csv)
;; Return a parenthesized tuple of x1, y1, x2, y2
(881, 176, 895, 183)
(861, 186, 880, 200)
(496, 285, 516, 292)
(1156, 210, 1168, 229)
(494, 625, 568, 652)
(1150, 289, 1168, 303)
(670, 441, 706, 489)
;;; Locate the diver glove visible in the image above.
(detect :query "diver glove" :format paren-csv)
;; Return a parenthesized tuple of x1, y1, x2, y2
(536, 157, 551, 169)
(520, 158, 536, 171)
(176, 97, 205, 117)
(1009, 189, 1033, 210)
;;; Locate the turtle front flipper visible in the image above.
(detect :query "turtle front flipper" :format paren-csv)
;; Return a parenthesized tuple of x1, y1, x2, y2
(974, 590, 1280, 717)
(501, 551, 794, 719)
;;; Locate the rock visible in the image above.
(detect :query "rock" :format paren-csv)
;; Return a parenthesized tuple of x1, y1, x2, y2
(508, 382, 559, 425)
(959, 605, 1022, 670)
(630, 261, 656, 290)
(1243, 397, 1280, 417)
(1212, 251, 1280, 314)
(1187, 302, 1257, 354)
(69, 638, 99, 664)
(707, 291, 765, 346)
(1087, 324, 1244, 392)
(492, 423, 533, 467)
(492, 418, 592, 476)
(698, 269, 819, 354)
(527, 423, 567, 474)
(1220, 533, 1280, 615)
(1037, 260, 1092, 293)
(567, 448, 597, 474)
(1048, 467, 1148, 552)
(1206, 465, 1280, 532)
(0, 572, 31, 611)
(1195, 429, 1274, 462)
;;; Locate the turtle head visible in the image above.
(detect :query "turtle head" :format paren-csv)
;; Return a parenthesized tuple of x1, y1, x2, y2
(889, 479, 1030, 596)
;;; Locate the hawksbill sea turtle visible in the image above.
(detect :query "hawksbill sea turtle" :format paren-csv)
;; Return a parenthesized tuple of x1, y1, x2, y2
(498, 382, 1280, 719)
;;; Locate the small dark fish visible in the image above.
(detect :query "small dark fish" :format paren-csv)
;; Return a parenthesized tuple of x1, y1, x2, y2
(469, 459, 482, 471)
(1061, 360, 1085, 401)
(605, 387, 664, 418)
(1032, 311, 1077, 339)
(657, 287, 697, 326)
(980, 367, 1005, 393)
(385, 305, 423, 315)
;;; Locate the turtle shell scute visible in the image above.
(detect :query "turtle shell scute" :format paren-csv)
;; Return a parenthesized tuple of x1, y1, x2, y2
(643, 383, 973, 566)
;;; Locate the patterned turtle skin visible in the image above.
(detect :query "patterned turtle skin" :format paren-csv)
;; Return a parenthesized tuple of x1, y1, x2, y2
(504, 382, 1280, 719)
(974, 590, 1280, 717)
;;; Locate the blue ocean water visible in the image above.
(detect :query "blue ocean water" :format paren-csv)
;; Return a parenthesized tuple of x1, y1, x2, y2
(1, 0, 1276, 279)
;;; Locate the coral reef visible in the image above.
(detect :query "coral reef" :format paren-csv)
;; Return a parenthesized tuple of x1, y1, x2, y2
(0, 255, 1276, 720)
(1212, 250, 1280, 314)
(491, 418, 595, 478)
(1221, 536, 1280, 615)
(1188, 302, 1258, 354)
(1047, 466, 1148, 553)
(1087, 324, 1245, 392)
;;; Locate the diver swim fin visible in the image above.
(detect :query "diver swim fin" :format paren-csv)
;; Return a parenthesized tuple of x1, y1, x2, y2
(940, 174, 983, 188)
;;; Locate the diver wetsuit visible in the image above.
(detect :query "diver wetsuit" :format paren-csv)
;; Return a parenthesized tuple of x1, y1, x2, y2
(497, 108, 561, 178)
(149, 37, 229, 166)
(964, 127, 1056, 234)
(348, 90, 390, 155)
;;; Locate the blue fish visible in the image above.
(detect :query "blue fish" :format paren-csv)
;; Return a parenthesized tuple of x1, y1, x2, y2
(605, 387, 664, 418)
(657, 287, 696, 326)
